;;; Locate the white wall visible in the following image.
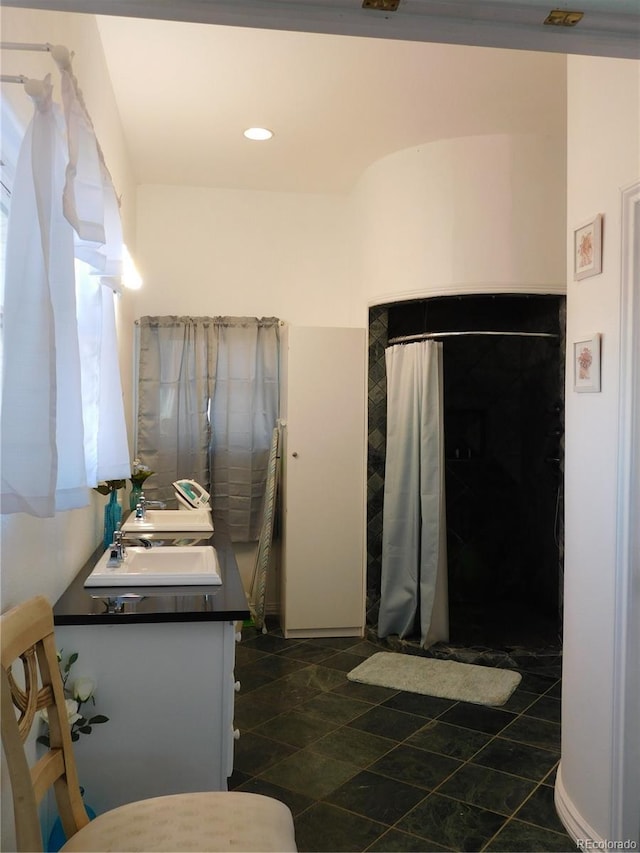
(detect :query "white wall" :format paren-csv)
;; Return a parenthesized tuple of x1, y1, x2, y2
(557, 54, 640, 844)
(353, 132, 567, 307)
(131, 183, 361, 594)
(0, 11, 136, 847)
(132, 134, 569, 380)
(132, 184, 360, 326)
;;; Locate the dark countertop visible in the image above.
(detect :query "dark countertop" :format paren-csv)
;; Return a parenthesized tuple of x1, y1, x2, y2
(53, 525, 250, 626)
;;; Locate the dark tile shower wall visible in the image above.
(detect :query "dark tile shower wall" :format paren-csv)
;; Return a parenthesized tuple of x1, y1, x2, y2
(367, 305, 389, 627)
(367, 295, 565, 653)
(442, 334, 562, 648)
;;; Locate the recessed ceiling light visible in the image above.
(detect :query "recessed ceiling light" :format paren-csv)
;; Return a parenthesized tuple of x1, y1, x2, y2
(243, 127, 274, 141)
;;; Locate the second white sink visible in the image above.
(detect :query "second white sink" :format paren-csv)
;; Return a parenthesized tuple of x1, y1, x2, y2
(84, 545, 222, 587)
(121, 508, 213, 533)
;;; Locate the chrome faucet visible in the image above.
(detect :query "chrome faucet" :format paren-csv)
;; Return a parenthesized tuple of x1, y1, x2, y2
(135, 494, 146, 518)
(113, 529, 125, 559)
(106, 529, 126, 566)
(135, 492, 167, 519)
(107, 530, 152, 567)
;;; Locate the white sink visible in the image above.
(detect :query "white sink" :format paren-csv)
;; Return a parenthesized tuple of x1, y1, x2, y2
(121, 509, 213, 533)
(84, 545, 222, 587)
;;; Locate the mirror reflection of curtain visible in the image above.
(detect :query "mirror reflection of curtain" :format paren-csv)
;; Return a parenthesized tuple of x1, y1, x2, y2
(137, 316, 214, 506)
(378, 340, 448, 647)
(248, 424, 281, 631)
(136, 316, 280, 541)
(210, 319, 280, 541)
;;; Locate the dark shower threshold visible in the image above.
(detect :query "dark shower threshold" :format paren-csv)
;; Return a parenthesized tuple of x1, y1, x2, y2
(364, 624, 563, 680)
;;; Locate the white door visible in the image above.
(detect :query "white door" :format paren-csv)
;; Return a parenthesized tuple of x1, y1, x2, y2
(281, 326, 366, 637)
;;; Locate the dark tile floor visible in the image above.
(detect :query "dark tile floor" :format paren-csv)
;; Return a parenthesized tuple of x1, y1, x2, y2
(230, 626, 574, 853)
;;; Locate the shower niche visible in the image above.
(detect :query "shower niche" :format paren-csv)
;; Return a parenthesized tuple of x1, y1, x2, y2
(368, 294, 565, 652)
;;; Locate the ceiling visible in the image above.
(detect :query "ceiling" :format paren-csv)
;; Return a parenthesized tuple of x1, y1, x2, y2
(94, 18, 569, 193)
(1, 1, 637, 193)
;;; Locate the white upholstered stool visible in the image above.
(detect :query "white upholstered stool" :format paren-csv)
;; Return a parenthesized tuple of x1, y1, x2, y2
(60, 791, 296, 852)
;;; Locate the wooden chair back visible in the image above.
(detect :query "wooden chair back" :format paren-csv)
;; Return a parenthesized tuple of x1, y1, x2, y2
(1, 596, 89, 851)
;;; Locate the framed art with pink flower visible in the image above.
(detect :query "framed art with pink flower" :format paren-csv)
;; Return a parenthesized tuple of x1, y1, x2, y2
(574, 213, 603, 280)
(574, 334, 601, 393)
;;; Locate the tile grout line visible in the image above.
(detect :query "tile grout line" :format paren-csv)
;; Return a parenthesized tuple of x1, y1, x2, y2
(236, 630, 566, 851)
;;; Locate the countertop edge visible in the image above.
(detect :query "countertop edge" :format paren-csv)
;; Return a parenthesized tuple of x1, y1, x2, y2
(53, 530, 251, 626)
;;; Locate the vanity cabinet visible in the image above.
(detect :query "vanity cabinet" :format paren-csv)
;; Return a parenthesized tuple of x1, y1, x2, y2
(50, 529, 248, 820)
(52, 619, 238, 813)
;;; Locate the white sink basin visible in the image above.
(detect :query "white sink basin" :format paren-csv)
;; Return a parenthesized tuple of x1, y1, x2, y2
(121, 509, 213, 533)
(84, 546, 222, 587)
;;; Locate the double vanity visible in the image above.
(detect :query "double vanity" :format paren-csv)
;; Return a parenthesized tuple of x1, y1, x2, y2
(51, 510, 249, 817)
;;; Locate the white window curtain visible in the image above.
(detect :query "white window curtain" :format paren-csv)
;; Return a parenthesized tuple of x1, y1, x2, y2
(0, 66, 129, 517)
(1, 77, 87, 515)
(75, 261, 130, 485)
(135, 316, 280, 541)
(54, 45, 124, 285)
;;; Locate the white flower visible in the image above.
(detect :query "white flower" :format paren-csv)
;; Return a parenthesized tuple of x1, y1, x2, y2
(66, 699, 82, 726)
(72, 677, 95, 703)
(39, 698, 81, 728)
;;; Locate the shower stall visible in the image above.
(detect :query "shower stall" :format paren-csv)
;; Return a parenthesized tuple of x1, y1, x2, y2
(367, 294, 565, 652)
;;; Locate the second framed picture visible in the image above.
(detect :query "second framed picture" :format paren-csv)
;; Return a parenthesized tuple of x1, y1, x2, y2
(573, 334, 601, 393)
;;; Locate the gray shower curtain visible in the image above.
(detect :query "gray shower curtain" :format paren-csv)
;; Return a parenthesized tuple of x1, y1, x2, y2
(378, 340, 448, 647)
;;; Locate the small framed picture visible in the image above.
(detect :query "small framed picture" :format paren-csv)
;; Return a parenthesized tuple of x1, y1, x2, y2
(574, 214, 603, 280)
(573, 334, 601, 393)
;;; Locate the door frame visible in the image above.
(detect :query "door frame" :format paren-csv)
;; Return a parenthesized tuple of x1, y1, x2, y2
(610, 179, 640, 843)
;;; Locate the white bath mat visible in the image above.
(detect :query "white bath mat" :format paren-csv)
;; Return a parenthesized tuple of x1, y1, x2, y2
(348, 652, 521, 707)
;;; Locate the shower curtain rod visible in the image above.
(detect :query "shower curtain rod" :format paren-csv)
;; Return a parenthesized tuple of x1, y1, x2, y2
(388, 331, 559, 344)
(1, 75, 28, 84)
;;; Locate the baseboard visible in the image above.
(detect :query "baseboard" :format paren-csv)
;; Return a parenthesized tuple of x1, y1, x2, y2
(283, 626, 363, 639)
(555, 761, 607, 848)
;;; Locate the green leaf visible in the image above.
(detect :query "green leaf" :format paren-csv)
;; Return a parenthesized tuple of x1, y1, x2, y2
(78, 726, 92, 734)
(89, 715, 109, 724)
(37, 735, 50, 747)
(71, 732, 79, 742)
(94, 479, 126, 494)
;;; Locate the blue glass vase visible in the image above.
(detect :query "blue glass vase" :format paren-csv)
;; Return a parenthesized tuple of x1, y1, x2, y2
(47, 792, 96, 852)
(129, 483, 143, 512)
(103, 490, 122, 550)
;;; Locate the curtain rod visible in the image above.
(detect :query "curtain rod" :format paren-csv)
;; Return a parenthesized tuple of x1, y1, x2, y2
(0, 42, 54, 52)
(388, 331, 559, 344)
(1, 42, 72, 87)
